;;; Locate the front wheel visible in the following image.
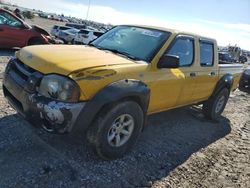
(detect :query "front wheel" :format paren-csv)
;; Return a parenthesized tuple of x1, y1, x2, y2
(87, 101, 144, 160)
(202, 88, 229, 120)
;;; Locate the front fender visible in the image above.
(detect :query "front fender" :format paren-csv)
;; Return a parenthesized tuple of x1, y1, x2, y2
(72, 79, 150, 133)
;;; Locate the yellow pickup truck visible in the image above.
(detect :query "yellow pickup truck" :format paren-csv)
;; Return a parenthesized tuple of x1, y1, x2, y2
(3, 25, 243, 159)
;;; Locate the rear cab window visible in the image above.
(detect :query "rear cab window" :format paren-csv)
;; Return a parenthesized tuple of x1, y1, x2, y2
(200, 40, 214, 66)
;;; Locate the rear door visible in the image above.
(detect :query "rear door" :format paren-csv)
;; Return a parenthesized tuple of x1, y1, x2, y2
(192, 39, 218, 101)
(0, 10, 27, 48)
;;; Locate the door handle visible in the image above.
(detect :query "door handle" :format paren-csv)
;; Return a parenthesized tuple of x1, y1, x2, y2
(209, 72, 216, 76)
(190, 72, 196, 77)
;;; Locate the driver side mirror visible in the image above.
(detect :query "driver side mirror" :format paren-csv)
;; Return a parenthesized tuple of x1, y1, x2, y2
(157, 55, 180, 69)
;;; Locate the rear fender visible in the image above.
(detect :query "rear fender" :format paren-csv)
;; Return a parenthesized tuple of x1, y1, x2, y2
(211, 74, 233, 97)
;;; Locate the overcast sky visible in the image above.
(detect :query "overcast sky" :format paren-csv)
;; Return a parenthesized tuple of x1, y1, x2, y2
(6, 0, 250, 50)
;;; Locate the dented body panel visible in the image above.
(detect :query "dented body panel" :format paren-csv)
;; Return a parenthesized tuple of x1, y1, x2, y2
(3, 59, 85, 133)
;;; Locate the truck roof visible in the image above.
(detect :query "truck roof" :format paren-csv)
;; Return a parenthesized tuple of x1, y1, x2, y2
(123, 24, 216, 43)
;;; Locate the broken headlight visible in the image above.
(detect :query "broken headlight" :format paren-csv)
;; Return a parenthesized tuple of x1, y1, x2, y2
(38, 74, 80, 102)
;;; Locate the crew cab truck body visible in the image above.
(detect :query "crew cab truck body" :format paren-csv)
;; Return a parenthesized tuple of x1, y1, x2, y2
(3, 25, 243, 159)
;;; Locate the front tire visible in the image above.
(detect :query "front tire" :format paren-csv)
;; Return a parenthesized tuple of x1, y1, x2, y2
(87, 101, 144, 160)
(202, 88, 229, 120)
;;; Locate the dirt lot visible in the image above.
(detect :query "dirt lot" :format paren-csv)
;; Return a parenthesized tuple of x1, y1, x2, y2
(0, 50, 249, 188)
(25, 17, 66, 33)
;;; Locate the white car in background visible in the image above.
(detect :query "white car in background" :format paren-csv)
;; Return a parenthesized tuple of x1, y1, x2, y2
(73, 29, 104, 44)
(57, 28, 80, 44)
(50, 25, 72, 37)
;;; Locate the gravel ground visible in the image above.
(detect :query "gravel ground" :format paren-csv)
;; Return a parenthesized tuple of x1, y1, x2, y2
(0, 50, 249, 188)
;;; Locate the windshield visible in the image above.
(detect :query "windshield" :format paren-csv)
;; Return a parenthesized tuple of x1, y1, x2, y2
(91, 26, 170, 62)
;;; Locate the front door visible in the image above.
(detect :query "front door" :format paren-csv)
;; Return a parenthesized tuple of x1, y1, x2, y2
(148, 35, 197, 113)
(166, 35, 197, 106)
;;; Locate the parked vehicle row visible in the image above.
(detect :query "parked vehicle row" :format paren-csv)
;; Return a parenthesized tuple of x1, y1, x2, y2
(50, 24, 104, 44)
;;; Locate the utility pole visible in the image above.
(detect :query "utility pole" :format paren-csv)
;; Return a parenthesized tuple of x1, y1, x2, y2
(86, 0, 91, 20)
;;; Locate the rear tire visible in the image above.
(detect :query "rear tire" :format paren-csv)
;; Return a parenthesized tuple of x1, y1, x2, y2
(202, 88, 229, 120)
(87, 101, 144, 160)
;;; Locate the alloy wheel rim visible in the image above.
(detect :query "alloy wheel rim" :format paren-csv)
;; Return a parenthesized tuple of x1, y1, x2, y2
(107, 114, 134, 147)
(215, 95, 226, 113)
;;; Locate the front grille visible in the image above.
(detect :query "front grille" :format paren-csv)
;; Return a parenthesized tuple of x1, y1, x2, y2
(7, 58, 43, 93)
(11, 59, 36, 82)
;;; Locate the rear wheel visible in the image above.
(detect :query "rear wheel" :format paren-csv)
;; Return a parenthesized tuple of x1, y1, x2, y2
(87, 101, 144, 160)
(202, 88, 229, 120)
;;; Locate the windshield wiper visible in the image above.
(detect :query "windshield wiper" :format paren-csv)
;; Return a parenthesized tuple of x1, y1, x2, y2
(96, 47, 141, 61)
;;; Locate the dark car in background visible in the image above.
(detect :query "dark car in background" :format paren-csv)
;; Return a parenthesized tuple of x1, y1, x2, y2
(239, 62, 250, 88)
(0, 8, 53, 48)
(239, 55, 248, 64)
(219, 52, 235, 64)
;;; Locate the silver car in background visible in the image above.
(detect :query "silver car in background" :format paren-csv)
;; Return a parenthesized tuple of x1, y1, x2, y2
(57, 28, 79, 44)
(50, 25, 72, 38)
(74, 29, 104, 44)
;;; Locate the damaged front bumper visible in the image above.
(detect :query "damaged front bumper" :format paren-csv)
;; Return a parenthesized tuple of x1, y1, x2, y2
(3, 59, 86, 134)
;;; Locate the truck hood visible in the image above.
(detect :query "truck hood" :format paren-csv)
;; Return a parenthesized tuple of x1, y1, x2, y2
(16, 45, 136, 75)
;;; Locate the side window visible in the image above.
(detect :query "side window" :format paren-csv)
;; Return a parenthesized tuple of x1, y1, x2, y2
(0, 12, 22, 27)
(200, 41, 214, 66)
(166, 37, 194, 66)
(0, 12, 7, 24)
